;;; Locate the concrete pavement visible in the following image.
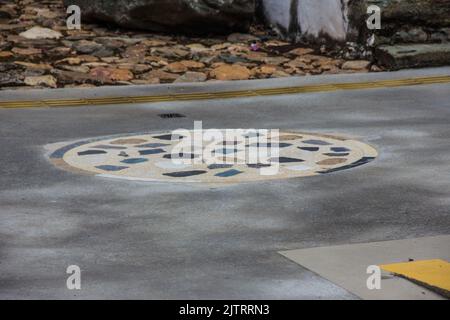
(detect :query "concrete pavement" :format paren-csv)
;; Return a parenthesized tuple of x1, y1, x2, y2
(0, 67, 449, 299)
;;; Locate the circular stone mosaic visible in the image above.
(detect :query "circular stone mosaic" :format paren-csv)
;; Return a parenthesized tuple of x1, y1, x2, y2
(48, 131, 377, 183)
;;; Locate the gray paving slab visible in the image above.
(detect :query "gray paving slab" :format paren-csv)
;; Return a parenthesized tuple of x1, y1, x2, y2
(0, 68, 449, 299)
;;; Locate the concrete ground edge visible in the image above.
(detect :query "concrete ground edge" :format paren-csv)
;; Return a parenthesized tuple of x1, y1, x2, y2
(279, 235, 450, 300)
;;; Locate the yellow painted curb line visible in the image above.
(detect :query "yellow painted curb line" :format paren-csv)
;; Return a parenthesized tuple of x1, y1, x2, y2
(381, 259, 450, 298)
(1, 75, 449, 109)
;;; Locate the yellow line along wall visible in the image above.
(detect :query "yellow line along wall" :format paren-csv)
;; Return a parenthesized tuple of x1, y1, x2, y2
(1, 75, 449, 109)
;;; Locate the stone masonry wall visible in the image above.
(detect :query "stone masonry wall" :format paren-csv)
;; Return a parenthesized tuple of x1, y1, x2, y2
(260, 0, 450, 45)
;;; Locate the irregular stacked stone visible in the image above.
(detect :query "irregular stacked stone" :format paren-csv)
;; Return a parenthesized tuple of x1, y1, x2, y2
(349, 0, 450, 69)
(0, 0, 372, 89)
(259, 0, 450, 68)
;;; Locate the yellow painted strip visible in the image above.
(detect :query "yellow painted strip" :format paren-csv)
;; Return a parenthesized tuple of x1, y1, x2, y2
(1, 75, 449, 109)
(381, 259, 450, 297)
(132, 96, 176, 102)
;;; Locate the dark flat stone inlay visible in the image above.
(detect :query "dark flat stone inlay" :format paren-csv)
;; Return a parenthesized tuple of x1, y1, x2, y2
(153, 134, 184, 141)
(136, 143, 170, 148)
(215, 169, 243, 177)
(331, 147, 351, 152)
(208, 164, 234, 170)
(78, 150, 107, 156)
(139, 149, 166, 155)
(324, 153, 350, 157)
(93, 145, 127, 150)
(95, 165, 128, 172)
(319, 157, 376, 174)
(247, 163, 272, 169)
(50, 141, 88, 159)
(214, 148, 239, 155)
(219, 141, 240, 146)
(121, 158, 149, 164)
(303, 140, 332, 146)
(163, 170, 207, 178)
(299, 147, 320, 152)
(247, 143, 292, 148)
(163, 153, 199, 159)
(272, 157, 305, 163)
